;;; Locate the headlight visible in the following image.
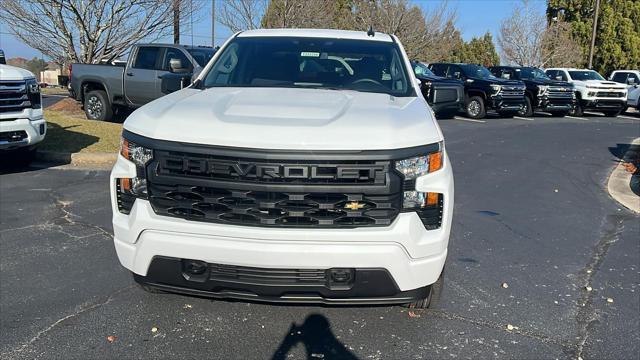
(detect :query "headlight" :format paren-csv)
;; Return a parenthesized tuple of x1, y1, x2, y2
(120, 137, 153, 168)
(25, 78, 41, 109)
(538, 85, 549, 95)
(490, 84, 501, 93)
(395, 148, 443, 180)
(116, 135, 152, 213)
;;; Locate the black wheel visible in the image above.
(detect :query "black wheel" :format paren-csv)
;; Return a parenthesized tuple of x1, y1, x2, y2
(465, 96, 486, 119)
(404, 269, 444, 309)
(603, 109, 622, 117)
(549, 111, 569, 117)
(570, 98, 584, 116)
(519, 96, 533, 117)
(84, 90, 112, 121)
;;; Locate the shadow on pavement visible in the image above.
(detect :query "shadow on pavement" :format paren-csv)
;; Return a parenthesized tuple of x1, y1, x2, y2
(271, 314, 359, 360)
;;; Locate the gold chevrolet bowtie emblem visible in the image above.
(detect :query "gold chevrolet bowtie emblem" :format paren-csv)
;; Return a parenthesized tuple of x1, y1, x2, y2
(344, 201, 365, 210)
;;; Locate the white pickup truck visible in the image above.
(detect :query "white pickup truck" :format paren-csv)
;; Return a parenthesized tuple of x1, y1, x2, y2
(0, 64, 46, 163)
(110, 29, 454, 308)
(609, 70, 640, 111)
(545, 68, 627, 116)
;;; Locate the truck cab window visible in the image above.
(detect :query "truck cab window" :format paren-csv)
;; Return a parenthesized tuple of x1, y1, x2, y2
(612, 72, 628, 83)
(133, 47, 161, 70)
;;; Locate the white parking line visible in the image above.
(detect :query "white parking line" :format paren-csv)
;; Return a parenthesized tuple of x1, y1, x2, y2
(535, 111, 552, 116)
(617, 115, 639, 120)
(453, 116, 486, 123)
(584, 111, 604, 116)
(565, 115, 589, 121)
(513, 116, 534, 121)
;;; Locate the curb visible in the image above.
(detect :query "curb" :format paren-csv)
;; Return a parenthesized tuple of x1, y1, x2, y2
(36, 151, 117, 167)
(607, 138, 640, 214)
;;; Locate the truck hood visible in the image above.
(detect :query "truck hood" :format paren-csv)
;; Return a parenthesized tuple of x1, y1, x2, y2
(0, 64, 36, 80)
(526, 78, 572, 87)
(573, 79, 627, 89)
(124, 87, 443, 151)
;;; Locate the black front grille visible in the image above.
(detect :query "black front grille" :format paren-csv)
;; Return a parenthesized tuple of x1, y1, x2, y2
(595, 91, 624, 98)
(209, 263, 328, 286)
(145, 148, 404, 228)
(0, 81, 30, 113)
(0, 130, 27, 143)
(147, 182, 401, 227)
(500, 87, 525, 98)
(548, 88, 573, 98)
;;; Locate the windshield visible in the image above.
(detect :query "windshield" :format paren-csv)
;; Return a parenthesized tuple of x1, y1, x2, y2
(202, 36, 413, 96)
(518, 67, 550, 80)
(460, 64, 496, 79)
(187, 48, 216, 67)
(413, 62, 436, 77)
(568, 70, 605, 81)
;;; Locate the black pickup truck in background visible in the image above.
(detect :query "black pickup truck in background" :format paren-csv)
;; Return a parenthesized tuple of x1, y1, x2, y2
(428, 63, 526, 119)
(411, 61, 464, 118)
(489, 66, 574, 117)
(69, 44, 215, 121)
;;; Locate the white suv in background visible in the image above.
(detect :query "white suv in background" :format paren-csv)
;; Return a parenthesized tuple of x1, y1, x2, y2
(545, 68, 627, 116)
(0, 64, 47, 163)
(110, 29, 454, 308)
(609, 70, 640, 111)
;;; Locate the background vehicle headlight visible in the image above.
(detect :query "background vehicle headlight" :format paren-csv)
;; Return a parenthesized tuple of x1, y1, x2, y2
(490, 84, 501, 93)
(395, 149, 443, 180)
(538, 85, 549, 95)
(25, 78, 41, 109)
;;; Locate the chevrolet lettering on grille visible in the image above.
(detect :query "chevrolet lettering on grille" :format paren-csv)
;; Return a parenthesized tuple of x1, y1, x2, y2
(160, 157, 386, 182)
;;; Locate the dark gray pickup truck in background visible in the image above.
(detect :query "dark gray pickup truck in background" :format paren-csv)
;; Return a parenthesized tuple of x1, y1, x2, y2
(69, 44, 215, 120)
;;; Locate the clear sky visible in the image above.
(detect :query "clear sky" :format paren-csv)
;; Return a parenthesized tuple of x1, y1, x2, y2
(0, 0, 547, 60)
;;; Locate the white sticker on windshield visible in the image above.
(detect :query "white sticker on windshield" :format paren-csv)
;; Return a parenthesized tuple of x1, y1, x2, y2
(301, 52, 320, 57)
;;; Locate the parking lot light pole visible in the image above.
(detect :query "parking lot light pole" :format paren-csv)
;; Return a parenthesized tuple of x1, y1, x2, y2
(588, 0, 600, 69)
(211, 0, 215, 47)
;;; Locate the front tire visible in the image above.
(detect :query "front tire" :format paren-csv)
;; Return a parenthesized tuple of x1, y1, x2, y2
(465, 96, 486, 119)
(570, 98, 584, 116)
(84, 90, 112, 121)
(404, 270, 444, 309)
(519, 96, 533, 117)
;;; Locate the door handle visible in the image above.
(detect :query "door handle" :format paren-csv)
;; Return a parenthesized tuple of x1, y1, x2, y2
(126, 72, 134, 76)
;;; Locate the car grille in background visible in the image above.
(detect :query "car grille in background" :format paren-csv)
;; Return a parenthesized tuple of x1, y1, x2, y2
(595, 91, 624, 98)
(147, 150, 402, 228)
(209, 263, 327, 286)
(147, 182, 401, 227)
(499, 87, 525, 98)
(0, 130, 27, 143)
(0, 81, 30, 113)
(547, 87, 573, 98)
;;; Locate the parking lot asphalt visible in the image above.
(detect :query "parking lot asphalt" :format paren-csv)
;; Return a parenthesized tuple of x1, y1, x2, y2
(1, 112, 639, 359)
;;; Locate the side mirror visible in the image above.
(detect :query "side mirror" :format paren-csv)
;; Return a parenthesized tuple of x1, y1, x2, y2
(160, 72, 191, 94)
(501, 73, 511, 79)
(555, 75, 563, 81)
(627, 78, 637, 85)
(169, 58, 188, 73)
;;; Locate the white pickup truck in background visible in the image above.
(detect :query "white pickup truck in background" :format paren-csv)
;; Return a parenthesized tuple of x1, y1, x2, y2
(545, 68, 627, 116)
(0, 63, 46, 164)
(609, 69, 640, 111)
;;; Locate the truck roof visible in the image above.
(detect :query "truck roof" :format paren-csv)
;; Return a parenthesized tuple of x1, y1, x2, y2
(134, 43, 214, 49)
(237, 28, 393, 42)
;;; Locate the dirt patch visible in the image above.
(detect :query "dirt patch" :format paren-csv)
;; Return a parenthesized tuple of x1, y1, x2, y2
(48, 98, 85, 117)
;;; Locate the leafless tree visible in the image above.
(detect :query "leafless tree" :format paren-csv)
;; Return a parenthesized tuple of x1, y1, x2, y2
(217, 0, 267, 33)
(498, 0, 582, 67)
(261, 0, 337, 29)
(0, 0, 195, 64)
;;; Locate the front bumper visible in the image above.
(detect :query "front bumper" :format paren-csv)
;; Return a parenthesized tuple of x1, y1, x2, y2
(0, 109, 46, 150)
(489, 96, 525, 112)
(580, 98, 626, 110)
(110, 152, 454, 303)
